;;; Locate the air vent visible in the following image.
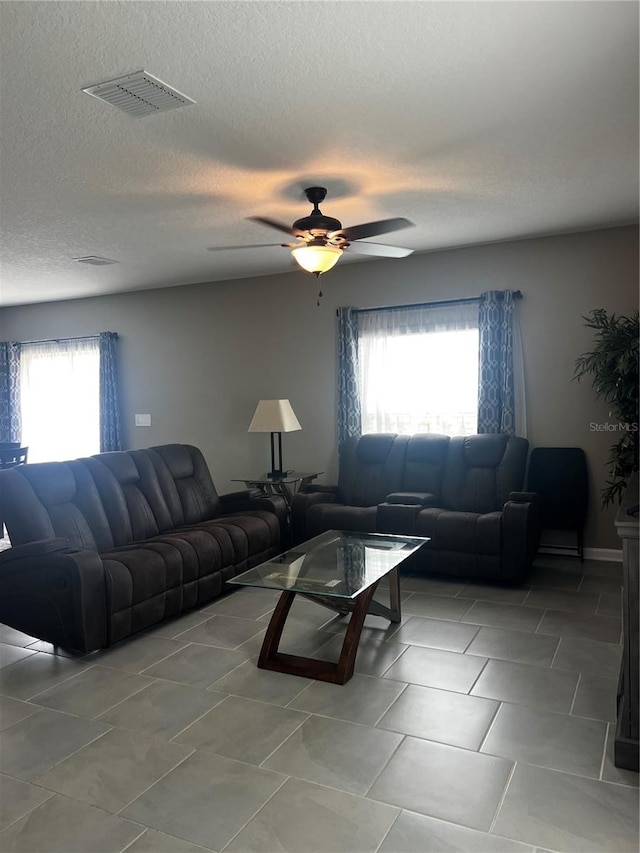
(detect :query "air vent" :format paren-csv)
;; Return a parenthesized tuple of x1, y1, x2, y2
(82, 70, 195, 118)
(73, 256, 118, 266)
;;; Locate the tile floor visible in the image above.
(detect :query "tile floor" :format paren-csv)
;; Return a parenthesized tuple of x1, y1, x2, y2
(0, 554, 637, 853)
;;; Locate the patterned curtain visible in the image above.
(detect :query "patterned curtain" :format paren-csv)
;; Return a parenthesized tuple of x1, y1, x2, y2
(0, 341, 22, 442)
(99, 332, 122, 451)
(337, 307, 361, 448)
(478, 290, 515, 435)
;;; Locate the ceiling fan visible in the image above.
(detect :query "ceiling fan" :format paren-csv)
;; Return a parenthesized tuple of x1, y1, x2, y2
(207, 187, 415, 277)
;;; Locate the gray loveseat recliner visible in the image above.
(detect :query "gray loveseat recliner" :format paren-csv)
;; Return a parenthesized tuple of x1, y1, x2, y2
(0, 444, 286, 652)
(291, 433, 539, 583)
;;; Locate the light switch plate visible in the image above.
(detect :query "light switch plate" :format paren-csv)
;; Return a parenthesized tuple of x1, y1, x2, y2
(135, 413, 151, 427)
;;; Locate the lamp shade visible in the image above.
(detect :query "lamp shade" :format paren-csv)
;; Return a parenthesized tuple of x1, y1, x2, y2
(291, 245, 342, 275)
(248, 399, 301, 433)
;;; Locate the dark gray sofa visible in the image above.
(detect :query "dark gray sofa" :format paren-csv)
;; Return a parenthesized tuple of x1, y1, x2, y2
(291, 433, 539, 583)
(0, 444, 286, 652)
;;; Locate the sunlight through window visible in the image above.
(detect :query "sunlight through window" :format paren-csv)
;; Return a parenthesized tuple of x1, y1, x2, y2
(358, 303, 479, 436)
(20, 339, 100, 462)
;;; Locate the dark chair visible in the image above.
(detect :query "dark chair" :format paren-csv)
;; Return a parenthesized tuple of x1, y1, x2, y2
(0, 444, 28, 542)
(0, 445, 29, 469)
(527, 447, 588, 561)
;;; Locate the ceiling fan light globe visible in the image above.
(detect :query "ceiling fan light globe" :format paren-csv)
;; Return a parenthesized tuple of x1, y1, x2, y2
(291, 245, 343, 275)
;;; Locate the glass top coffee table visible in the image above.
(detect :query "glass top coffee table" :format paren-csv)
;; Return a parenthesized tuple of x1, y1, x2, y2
(229, 529, 429, 684)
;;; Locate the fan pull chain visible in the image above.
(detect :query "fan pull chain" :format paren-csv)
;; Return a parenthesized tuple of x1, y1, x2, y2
(314, 270, 323, 306)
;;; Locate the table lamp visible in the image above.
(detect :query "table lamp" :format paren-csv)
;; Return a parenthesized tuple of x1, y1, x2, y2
(248, 399, 302, 480)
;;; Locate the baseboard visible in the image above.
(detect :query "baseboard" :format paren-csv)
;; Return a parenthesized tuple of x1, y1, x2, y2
(584, 547, 623, 562)
(538, 545, 623, 562)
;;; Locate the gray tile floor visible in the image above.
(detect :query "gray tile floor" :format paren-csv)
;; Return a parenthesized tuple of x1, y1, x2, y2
(0, 555, 637, 853)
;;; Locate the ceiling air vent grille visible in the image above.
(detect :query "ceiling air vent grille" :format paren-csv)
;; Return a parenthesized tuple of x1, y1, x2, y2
(73, 256, 118, 266)
(82, 71, 195, 118)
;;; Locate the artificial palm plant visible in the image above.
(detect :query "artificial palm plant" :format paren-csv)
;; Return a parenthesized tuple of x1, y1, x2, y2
(574, 308, 639, 506)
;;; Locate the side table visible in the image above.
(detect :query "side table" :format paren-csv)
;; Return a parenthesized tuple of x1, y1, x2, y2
(232, 472, 323, 508)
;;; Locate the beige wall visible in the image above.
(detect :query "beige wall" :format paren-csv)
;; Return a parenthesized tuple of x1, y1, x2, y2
(1, 225, 637, 549)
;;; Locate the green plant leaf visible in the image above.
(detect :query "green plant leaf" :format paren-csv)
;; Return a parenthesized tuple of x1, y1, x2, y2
(574, 309, 639, 507)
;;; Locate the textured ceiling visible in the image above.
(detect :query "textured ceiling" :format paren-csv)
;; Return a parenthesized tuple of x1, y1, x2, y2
(0, 1, 638, 307)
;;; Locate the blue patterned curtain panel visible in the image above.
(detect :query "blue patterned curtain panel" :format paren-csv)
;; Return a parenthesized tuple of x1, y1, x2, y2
(99, 332, 122, 451)
(0, 341, 22, 443)
(337, 307, 362, 448)
(478, 290, 515, 435)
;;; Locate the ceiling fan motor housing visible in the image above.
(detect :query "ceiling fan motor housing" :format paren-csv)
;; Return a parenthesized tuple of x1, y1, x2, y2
(293, 186, 343, 239)
(292, 212, 343, 235)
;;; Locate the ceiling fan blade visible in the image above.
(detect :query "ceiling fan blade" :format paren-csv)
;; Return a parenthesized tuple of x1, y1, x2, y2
(347, 241, 414, 258)
(206, 243, 285, 251)
(248, 216, 304, 237)
(332, 217, 414, 242)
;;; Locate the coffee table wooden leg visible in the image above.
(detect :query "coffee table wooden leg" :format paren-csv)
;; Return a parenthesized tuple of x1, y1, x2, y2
(335, 581, 380, 684)
(258, 590, 295, 668)
(258, 579, 385, 684)
(388, 567, 401, 622)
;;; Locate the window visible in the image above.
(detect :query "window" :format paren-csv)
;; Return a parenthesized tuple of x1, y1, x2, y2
(357, 302, 479, 436)
(20, 338, 100, 462)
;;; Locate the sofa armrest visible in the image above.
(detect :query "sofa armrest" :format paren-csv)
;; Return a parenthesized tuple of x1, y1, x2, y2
(385, 492, 438, 506)
(502, 495, 541, 583)
(377, 501, 424, 535)
(298, 484, 343, 498)
(291, 489, 340, 544)
(291, 490, 340, 511)
(219, 488, 260, 503)
(0, 537, 71, 566)
(219, 490, 288, 523)
(509, 491, 540, 503)
(0, 546, 108, 652)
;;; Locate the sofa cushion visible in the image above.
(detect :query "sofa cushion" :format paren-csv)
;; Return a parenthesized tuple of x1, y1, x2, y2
(85, 454, 160, 546)
(338, 433, 408, 506)
(1, 460, 115, 551)
(401, 434, 449, 495)
(102, 505, 281, 644)
(356, 433, 397, 464)
(149, 444, 221, 525)
(415, 508, 502, 555)
(102, 526, 236, 643)
(205, 511, 281, 568)
(377, 502, 423, 535)
(441, 435, 528, 514)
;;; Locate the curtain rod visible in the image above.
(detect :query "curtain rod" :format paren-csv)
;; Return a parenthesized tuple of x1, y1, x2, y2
(348, 290, 523, 316)
(19, 333, 118, 345)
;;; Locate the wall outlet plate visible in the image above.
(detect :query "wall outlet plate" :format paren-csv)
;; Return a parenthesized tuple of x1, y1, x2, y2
(135, 414, 151, 426)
